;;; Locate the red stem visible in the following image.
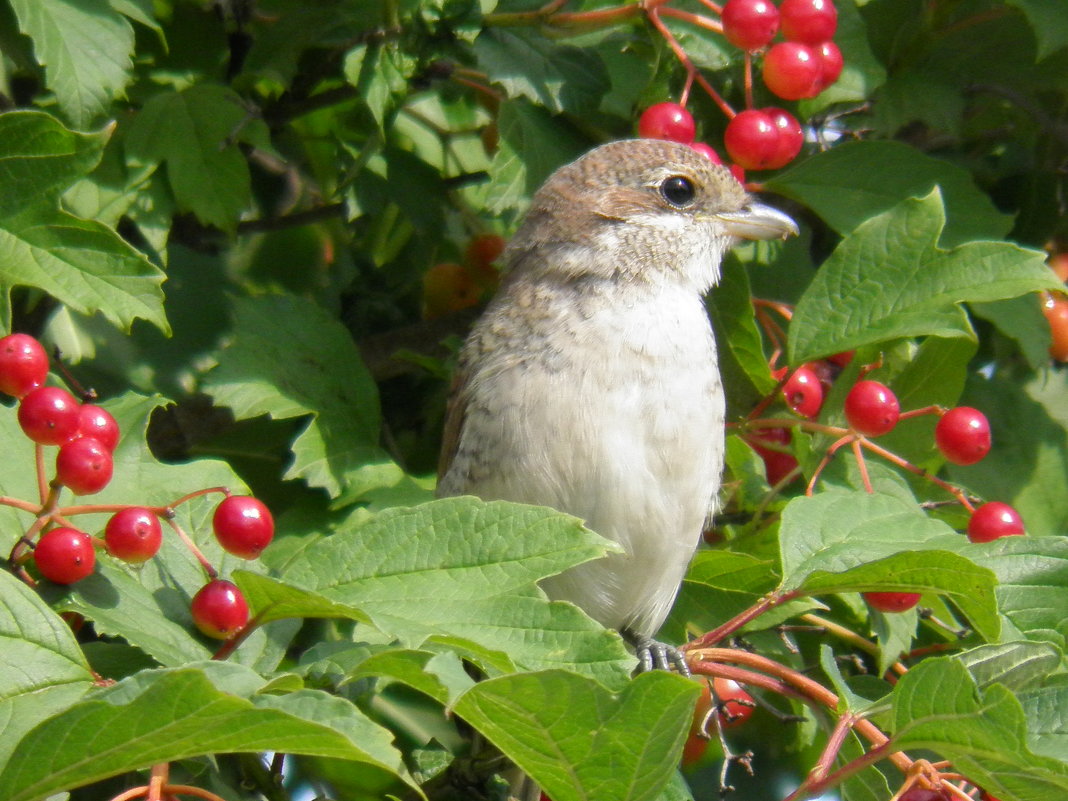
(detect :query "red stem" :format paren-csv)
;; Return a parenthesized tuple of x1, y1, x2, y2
(683, 589, 796, 650)
(163, 515, 217, 580)
(35, 443, 48, 504)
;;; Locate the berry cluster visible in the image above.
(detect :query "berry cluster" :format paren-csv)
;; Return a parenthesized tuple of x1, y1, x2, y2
(1, 332, 275, 641)
(422, 233, 506, 320)
(734, 309, 1024, 615)
(636, 0, 842, 175)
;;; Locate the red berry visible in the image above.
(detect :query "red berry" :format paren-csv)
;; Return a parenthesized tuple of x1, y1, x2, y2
(213, 495, 275, 559)
(980, 792, 1003, 801)
(724, 109, 779, 170)
(844, 380, 900, 436)
(34, 527, 96, 584)
(721, 0, 780, 50)
(18, 386, 81, 445)
(1042, 293, 1068, 361)
(105, 507, 163, 563)
(190, 579, 250, 639)
(813, 40, 844, 91)
(782, 365, 823, 418)
(864, 591, 921, 613)
(748, 427, 799, 485)
(764, 107, 804, 169)
(56, 436, 114, 495)
(0, 333, 48, 398)
(638, 102, 696, 144)
(935, 406, 991, 465)
(76, 404, 120, 452)
(827, 350, 854, 368)
(464, 234, 506, 270)
(779, 0, 838, 45)
(689, 142, 723, 164)
(967, 502, 1024, 543)
(762, 42, 822, 100)
(683, 677, 755, 766)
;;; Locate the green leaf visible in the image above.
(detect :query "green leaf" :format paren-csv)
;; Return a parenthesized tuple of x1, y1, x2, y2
(711, 257, 775, 396)
(955, 641, 1064, 691)
(1007, 0, 1068, 59)
(482, 98, 589, 214)
(10, 0, 134, 127)
(203, 294, 396, 500)
(766, 140, 1013, 246)
(0, 206, 168, 335)
(962, 536, 1068, 645)
(278, 497, 634, 686)
(777, 491, 999, 640)
(787, 190, 1060, 363)
(0, 571, 94, 777)
(453, 670, 699, 801)
(474, 28, 609, 115)
(0, 666, 411, 801)
(348, 649, 477, 706)
(0, 110, 110, 218)
(125, 84, 265, 231)
(971, 295, 1052, 371)
(890, 658, 1068, 801)
(1018, 681, 1068, 761)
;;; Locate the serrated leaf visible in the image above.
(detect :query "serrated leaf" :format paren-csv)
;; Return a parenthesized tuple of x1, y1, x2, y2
(0, 666, 411, 801)
(0, 111, 110, 218)
(0, 571, 94, 777)
(125, 84, 264, 231)
(777, 491, 999, 640)
(10, 0, 134, 127)
(962, 536, 1068, 644)
(453, 670, 698, 801)
(890, 658, 1068, 801)
(482, 99, 589, 214)
(956, 641, 1063, 691)
(787, 190, 1060, 363)
(474, 28, 609, 115)
(279, 497, 634, 686)
(203, 294, 395, 500)
(0, 206, 168, 334)
(766, 140, 1013, 245)
(1018, 681, 1068, 761)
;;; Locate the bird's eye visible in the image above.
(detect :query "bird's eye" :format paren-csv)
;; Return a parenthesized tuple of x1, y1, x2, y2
(660, 176, 696, 207)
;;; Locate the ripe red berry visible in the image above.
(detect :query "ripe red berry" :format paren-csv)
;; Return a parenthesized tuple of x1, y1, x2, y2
(464, 234, 506, 270)
(77, 404, 120, 452)
(844, 380, 900, 436)
(827, 349, 854, 368)
(105, 507, 163, 563)
(34, 527, 96, 584)
(935, 406, 991, 465)
(864, 591, 921, 613)
(782, 365, 823, 418)
(190, 579, 250, 639)
(748, 427, 799, 485)
(683, 677, 755, 766)
(0, 333, 48, 398)
(1042, 293, 1068, 361)
(967, 502, 1025, 543)
(724, 109, 779, 170)
(689, 142, 723, 164)
(721, 0, 780, 50)
(779, 0, 838, 45)
(637, 102, 696, 144)
(762, 42, 822, 100)
(813, 40, 844, 91)
(18, 386, 81, 445)
(56, 436, 114, 495)
(213, 495, 275, 559)
(764, 107, 804, 169)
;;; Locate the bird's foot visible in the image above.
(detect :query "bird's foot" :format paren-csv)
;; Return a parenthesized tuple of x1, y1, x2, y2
(624, 630, 691, 676)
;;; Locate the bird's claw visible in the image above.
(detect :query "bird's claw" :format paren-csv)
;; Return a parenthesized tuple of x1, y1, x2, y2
(630, 634, 691, 676)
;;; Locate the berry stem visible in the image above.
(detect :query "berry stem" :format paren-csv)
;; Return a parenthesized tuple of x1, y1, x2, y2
(8, 483, 63, 567)
(59, 486, 232, 518)
(644, 7, 736, 117)
(163, 514, 217, 580)
(897, 404, 946, 421)
(35, 443, 48, 505)
(683, 589, 798, 650)
(858, 438, 976, 513)
(210, 610, 262, 660)
(0, 495, 47, 514)
(744, 50, 755, 109)
(804, 433, 855, 495)
(799, 613, 908, 677)
(696, 0, 723, 14)
(851, 438, 875, 493)
(657, 5, 724, 35)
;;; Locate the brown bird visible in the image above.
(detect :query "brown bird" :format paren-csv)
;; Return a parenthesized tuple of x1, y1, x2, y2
(438, 139, 797, 675)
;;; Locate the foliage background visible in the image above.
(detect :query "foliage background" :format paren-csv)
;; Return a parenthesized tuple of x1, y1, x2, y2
(2, 1, 1068, 800)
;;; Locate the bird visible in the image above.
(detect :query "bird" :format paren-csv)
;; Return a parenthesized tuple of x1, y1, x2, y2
(437, 138, 797, 674)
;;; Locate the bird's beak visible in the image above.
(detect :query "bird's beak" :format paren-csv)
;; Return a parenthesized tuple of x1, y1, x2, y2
(716, 203, 799, 241)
